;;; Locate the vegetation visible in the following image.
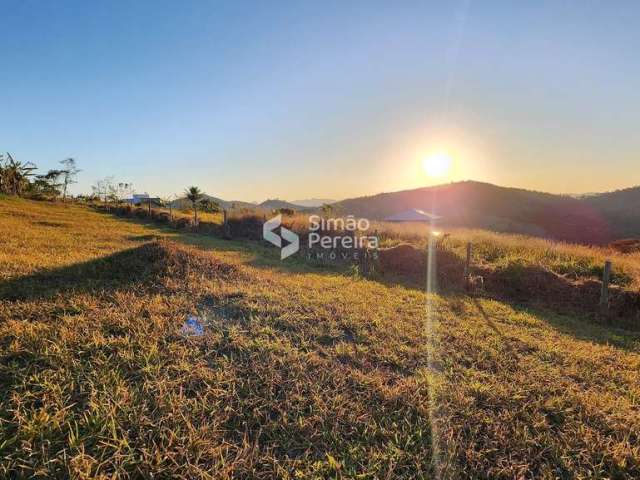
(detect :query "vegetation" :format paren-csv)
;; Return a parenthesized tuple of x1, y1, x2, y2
(59, 158, 80, 202)
(199, 197, 221, 213)
(373, 222, 640, 290)
(0, 152, 81, 201)
(185, 186, 203, 226)
(1, 197, 640, 478)
(0, 153, 37, 196)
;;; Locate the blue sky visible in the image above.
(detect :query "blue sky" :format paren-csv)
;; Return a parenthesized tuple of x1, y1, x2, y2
(2, 0, 639, 201)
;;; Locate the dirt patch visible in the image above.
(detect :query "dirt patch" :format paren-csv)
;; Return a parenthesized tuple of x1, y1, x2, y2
(479, 262, 640, 327)
(375, 244, 640, 327)
(377, 243, 465, 288)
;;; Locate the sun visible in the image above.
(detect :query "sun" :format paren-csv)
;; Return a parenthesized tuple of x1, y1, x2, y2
(422, 152, 453, 178)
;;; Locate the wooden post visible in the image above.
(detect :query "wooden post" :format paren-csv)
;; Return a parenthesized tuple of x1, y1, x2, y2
(361, 247, 369, 277)
(223, 209, 231, 239)
(600, 260, 612, 316)
(464, 242, 472, 290)
(427, 233, 437, 293)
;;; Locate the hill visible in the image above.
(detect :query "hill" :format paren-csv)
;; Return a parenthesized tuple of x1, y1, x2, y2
(170, 193, 256, 211)
(291, 198, 337, 207)
(258, 198, 306, 210)
(1, 197, 639, 478)
(330, 181, 640, 244)
(582, 185, 640, 238)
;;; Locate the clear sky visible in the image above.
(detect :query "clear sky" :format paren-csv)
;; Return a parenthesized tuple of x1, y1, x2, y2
(2, 0, 639, 201)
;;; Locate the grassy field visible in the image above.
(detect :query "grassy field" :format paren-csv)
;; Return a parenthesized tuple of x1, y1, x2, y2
(1, 197, 640, 479)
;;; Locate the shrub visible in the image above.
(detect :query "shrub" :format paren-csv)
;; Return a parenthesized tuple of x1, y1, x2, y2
(154, 212, 171, 224)
(228, 214, 263, 240)
(277, 208, 295, 216)
(174, 217, 193, 229)
(133, 208, 148, 218)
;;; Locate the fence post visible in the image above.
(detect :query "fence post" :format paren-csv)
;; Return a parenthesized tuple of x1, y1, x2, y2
(362, 247, 369, 277)
(464, 242, 472, 290)
(223, 209, 231, 239)
(600, 260, 612, 317)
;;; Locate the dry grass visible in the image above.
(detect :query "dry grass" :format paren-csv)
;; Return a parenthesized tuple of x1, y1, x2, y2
(374, 222, 640, 290)
(1, 197, 640, 478)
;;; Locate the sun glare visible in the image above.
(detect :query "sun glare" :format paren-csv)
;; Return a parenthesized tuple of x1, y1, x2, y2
(422, 152, 452, 178)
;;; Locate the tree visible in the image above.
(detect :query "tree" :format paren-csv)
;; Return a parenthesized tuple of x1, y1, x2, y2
(92, 176, 117, 203)
(277, 207, 295, 216)
(185, 186, 203, 226)
(116, 182, 134, 201)
(320, 203, 334, 216)
(199, 198, 221, 213)
(33, 169, 64, 198)
(59, 158, 80, 202)
(161, 194, 178, 221)
(0, 153, 37, 196)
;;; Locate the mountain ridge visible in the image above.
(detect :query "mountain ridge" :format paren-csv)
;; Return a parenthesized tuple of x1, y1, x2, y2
(328, 180, 640, 244)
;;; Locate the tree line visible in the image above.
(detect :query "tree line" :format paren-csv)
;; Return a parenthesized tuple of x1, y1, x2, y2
(0, 152, 80, 201)
(0, 153, 226, 227)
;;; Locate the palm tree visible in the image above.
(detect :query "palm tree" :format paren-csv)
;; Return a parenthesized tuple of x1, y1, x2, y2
(185, 186, 203, 226)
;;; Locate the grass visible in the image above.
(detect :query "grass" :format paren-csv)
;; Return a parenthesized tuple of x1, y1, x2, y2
(1, 196, 640, 478)
(374, 222, 640, 290)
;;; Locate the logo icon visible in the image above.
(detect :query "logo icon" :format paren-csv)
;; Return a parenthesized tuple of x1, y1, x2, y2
(263, 215, 300, 260)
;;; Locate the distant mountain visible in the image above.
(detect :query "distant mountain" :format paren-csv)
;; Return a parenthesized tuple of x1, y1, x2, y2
(291, 198, 337, 208)
(259, 199, 305, 210)
(329, 181, 640, 244)
(582, 186, 640, 239)
(171, 194, 256, 211)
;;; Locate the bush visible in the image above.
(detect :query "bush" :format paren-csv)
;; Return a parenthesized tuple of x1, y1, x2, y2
(228, 215, 263, 240)
(154, 212, 171, 224)
(197, 221, 219, 235)
(113, 205, 132, 216)
(174, 217, 193, 229)
(133, 208, 148, 218)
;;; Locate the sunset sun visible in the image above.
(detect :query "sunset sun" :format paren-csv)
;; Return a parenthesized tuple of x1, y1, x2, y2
(422, 152, 452, 178)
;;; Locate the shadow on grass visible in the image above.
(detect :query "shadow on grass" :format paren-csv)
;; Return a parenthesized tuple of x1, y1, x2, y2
(511, 302, 640, 351)
(470, 295, 640, 352)
(0, 244, 166, 301)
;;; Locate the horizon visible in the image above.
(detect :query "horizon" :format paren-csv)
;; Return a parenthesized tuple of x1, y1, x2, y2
(132, 178, 640, 205)
(3, 1, 640, 199)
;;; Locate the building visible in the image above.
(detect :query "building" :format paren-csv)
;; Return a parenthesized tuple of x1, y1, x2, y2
(125, 193, 162, 207)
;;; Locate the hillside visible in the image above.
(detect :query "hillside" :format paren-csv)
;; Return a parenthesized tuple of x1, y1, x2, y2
(1, 198, 640, 478)
(291, 198, 337, 208)
(582, 185, 640, 238)
(259, 198, 306, 210)
(171, 193, 257, 211)
(331, 181, 640, 244)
